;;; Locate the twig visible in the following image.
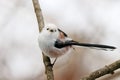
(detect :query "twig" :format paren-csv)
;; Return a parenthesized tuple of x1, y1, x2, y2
(32, 0, 44, 31)
(80, 59, 120, 80)
(32, 0, 54, 80)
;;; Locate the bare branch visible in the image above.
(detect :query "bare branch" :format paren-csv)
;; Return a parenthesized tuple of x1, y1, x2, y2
(32, 0, 54, 80)
(32, 0, 44, 32)
(80, 59, 120, 80)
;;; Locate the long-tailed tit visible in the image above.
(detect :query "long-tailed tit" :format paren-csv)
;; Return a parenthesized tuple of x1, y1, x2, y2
(38, 23, 116, 58)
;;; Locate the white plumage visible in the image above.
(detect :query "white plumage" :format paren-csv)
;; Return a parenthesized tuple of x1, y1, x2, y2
(38, 23, 71, 58)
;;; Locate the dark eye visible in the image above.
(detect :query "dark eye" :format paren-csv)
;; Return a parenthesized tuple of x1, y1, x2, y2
(47, 28, 49, 30)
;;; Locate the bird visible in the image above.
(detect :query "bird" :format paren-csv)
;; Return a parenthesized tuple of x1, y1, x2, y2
(38, 23, 116, 64)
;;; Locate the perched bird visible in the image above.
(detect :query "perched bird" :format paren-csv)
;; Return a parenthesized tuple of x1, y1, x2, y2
(38, 23, 116, 59)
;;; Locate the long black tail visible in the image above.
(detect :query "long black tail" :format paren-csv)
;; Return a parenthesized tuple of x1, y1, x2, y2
(55, 40, 116, 51)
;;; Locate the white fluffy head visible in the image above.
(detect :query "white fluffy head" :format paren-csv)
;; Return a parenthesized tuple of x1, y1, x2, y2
(44, 23, 58, 33)
(41, 23, 59, 39)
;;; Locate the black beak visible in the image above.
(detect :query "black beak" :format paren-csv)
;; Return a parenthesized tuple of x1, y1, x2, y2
(50, 29, 54, 32)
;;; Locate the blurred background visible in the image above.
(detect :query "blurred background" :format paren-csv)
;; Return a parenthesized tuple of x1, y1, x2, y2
(0, 0, 120, 80)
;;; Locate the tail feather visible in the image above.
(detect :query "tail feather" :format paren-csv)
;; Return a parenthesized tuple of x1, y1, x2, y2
(55, 40, 116, 51)
(70, 40, 116, 49)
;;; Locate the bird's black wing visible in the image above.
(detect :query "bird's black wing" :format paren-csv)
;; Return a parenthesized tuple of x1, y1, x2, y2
(58, 28, 68, 37)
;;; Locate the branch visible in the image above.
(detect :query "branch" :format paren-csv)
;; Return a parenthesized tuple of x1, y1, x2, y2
(32, 0, 54, 80)
(80, 59, 120, 80)
(32, 0, 44, 31)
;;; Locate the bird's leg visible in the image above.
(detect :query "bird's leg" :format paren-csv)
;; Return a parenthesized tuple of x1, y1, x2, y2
(52, 58, 57, 66)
